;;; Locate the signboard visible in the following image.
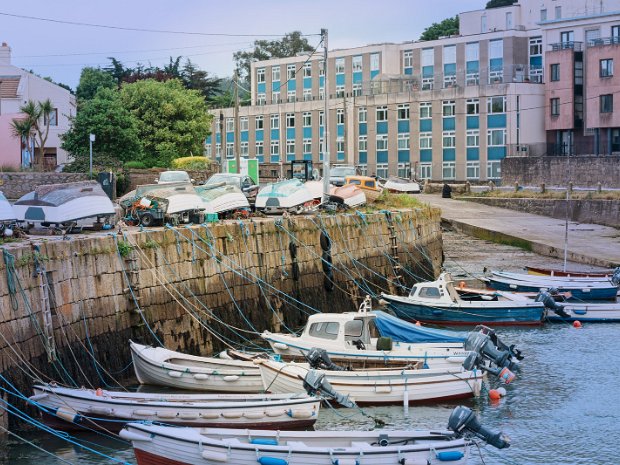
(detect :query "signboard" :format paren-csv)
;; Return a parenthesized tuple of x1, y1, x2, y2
(227, 159, 259, 185)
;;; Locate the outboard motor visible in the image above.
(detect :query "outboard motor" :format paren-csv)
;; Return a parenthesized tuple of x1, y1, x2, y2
(611, 267, 620, 287)
(448, 406, 510, 449)
(473, 325, 523, 361)
(535, 291, 570, 318)
(304, 348, 345, 371)
(463, 351, 516, 384)
(464, 331, 520, 381)
(302, 369, 357, 408)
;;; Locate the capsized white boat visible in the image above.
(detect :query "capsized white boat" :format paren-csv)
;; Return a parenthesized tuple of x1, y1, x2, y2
(0, 191, 16, 223)
(383, 176, 421, 193)
(330, 184, 367, 208)
(29, 384, 321, 432)
(195, 183, 250, 215)
(130, 341, 264, 392)
(120, 407, 509, 465)
(255, 179, 315, 214)
(13, 181, 115, 227)
(303, 180, 327, 201)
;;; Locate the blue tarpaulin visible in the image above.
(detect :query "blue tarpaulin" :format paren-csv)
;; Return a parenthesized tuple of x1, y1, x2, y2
(373, 311, 466, 343)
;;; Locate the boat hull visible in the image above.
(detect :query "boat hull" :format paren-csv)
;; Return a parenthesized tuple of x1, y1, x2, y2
(487, 277, 617, 301)
(546, 302, 620, 322)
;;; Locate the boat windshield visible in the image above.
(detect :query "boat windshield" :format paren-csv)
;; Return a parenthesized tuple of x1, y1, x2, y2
(204, 174, 240, 187)
(158, 171, 191, 183)
(307, 321, 339, 340)
(257, 179, 304, 197)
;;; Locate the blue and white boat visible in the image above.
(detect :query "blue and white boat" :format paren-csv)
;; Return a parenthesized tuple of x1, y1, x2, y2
(255, 179, 316, 214)
(381, 273, 547, 326)
(535, 290, 620, 323)
(487, 269, 620, 301)
(0, 190, 16, 223)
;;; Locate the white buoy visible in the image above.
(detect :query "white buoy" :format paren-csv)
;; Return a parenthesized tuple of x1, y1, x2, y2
(403, 390, 409, 415)
(497, 387, 507, 397)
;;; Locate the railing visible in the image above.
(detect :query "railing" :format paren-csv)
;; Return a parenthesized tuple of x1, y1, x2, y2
(547, 140, 620, 156)
(587, 37, 620, 47)
(549, 41, 583, 51)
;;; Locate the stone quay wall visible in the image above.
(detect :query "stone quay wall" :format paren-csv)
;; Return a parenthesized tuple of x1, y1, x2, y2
(0, 208, 442, 431)
(0, 173, 89, 199)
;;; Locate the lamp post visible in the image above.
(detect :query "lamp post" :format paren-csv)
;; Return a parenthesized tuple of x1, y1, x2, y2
(89, 133, 95, 179)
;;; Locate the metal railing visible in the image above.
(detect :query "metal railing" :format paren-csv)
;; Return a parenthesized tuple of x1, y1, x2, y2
(587, 37, 620, 47)
(549, 41, 583, 52)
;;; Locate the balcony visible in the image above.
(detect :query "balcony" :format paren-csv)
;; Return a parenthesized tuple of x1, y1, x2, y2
(549, 41, 583, 52)
(587, 37, 620, 48)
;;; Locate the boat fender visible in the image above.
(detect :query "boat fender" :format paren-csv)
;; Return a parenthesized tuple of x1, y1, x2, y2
(250, 438, 279, 446)
(221, 411, 243, 419)
(201, 450, 228, 462)
(573, 309, 587, 315)
(168, 371, 183, 378)
(156, 411, 177, 419)
(222, 375, 240, 382)
(243, 411, 265, 420)
(436, 451, 465, 461)
(376, 337, 392, 351)
(133, 409, 156, 416)
(287, 409, 313, 419)
(257, 457, 288, 465)
(119, 429, 153, 442)
(273, 343, 289, 350)
(218, 350, 233, 360)
(459, 281, 466, 289)
(200, 412, 221, 419)
(54, 407, 81, 424)
(265, 410, 284, 417)
(178, 412, 199, 420)
(28, 393, 48, 402)
(194, 373, 210, 380)
(88, 406, 112, 416)
(95, 388, 103, 396)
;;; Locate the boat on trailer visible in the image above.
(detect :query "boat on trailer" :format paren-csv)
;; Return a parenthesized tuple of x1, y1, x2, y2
(29, 384, 321, 432)
(255, 179, 316, 214)
(383, 176, 421, 194)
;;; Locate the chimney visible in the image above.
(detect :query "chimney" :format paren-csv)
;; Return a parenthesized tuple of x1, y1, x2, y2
(0, 42, 11, 65)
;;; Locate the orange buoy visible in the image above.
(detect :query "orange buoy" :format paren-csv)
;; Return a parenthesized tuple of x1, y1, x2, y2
(415, 321, 422, 326)
(488, 389, 501, 400)
(459, 281, 466, 289)
(573, 320, 582, 328)
(95, 388, 103, 396)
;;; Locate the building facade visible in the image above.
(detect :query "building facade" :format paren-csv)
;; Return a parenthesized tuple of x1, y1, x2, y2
(208, 0, 619, 182)
(0, 42, 75, 170)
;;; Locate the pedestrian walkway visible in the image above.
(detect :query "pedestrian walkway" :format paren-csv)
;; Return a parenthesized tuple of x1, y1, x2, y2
(418, 194, 620, 268)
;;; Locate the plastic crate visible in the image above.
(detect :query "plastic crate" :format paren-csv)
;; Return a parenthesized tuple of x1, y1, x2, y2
(205, 213, 218, 223)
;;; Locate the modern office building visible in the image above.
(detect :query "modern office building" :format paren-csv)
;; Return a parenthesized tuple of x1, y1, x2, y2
(207, 0, 619, 182)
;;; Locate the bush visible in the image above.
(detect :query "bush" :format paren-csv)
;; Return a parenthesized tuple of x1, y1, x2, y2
(124, 161, 147, 169)
(171, 156, 211, 171)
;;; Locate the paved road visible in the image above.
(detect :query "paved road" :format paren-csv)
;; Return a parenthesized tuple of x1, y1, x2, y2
(418, 193, 620, 268)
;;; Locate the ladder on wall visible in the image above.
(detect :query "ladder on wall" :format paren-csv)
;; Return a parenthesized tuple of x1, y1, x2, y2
(34, 247, 57, 362)
(383, 211, 406, 295)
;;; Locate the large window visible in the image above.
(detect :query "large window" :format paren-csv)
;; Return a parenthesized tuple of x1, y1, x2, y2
(550, 63, 560, 81)
(287, 64, 296, 80)
(255, 141, 264, 156)
(487, 96, 506, 114)
(287, 90, 296, 103)
(303, 139, 312, 153)
(257, 93, 266, 105)
(442, 131, 456, 148)
(257, 68, 265, 83)
(397, 163, 411, 179)
(358, 135, 367, 151)
(270, 114, 279, 130)
(337, 109, 345, 125)
(376, 134, 388, 151)
(303, 112, 312, 127)
(335, 58, 345, 74)
(561, 31, 574, 45)
(303, 62, 312, 77)
(255, 116, 264, 130)
(270, 141, 279, 156)
(240, 141, 249, 156)
(352, 55, 362, 72)
(376, 106, 388, 122)
(358, 107, 367, 123)
(443, 100, 456, 117)
(286, 139, 295, 155)
(550, 98, 560, 116)
(226, 118, 234, 132)
(240, 116, 249, 131)
(488, 129, 507, 146)
(398, 104, 410, 120)
(226, 142, 234, 158)
(420, 102, 432, 119)
(272, 91, 280, 104)
(376, 163, 388, 179)
(442, 162, 455, 180)
(286, 113, 295, 128)
(335, 85, 345, 98)
(353, 83, 362, 97)
(303, 88, 312, 101)
(419, 163, 432, 179)
(420, 132, 432, 149)
(466, 130, 479, 147)
(397, 133, 410, 150)
(370, 53, 380, 71)
(487, 161, 501, 179)
(403, 50, 413, 68)
(601, 59, 614, 77)
(467, 99, 479, 115)
(272, 66, 280, 82)
(467, 161, 480, 179)
(601, 94, 613, 113)
(336, 138, 344, 153)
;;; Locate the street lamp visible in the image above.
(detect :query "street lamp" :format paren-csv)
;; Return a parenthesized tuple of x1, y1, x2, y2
(89, 133, 95, 179)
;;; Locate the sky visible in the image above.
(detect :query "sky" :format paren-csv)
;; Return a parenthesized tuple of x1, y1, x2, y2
(0, 0, 484, 90)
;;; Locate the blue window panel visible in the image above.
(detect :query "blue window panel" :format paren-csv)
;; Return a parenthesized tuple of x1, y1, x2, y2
(226, 132, 234, 143)
(216, 133, 221, 144)
(377, 151, 388, 163)
(419, 119, 432, 132)
(371, 70, 379, 80)
(286, 154, 296, 162)
(303, 153, 312, 161)
(286, 128, 295, 139)
(467, 148, 480, 160)
(270, 155, 280, 163)
(272, 82, 282, 92)
(443, 117, 455, 131)
(404, 67, 413, 75)
(530, 55, 542, 69)
(443, 148, 456, 161)
(256, 155, 264, 163)
(422, 65, 434, 78)
(303, 77, 312, 89)
(319, 76, 324, 88)
(257, 83, 266, 93)
(398, 150, 410, 162)
(336, 74, 345, 86)
(420, 149, 432, 162)
(487, 114, 507, 128)
(288, 80, 296, 91)
(359, 123, 367, 136)
(270, 129, 279, 140)
(206, 135, 212, 144)
(241, 131, 248, 142)
(397, 120, 409, 133)
(376, 121, 388, 134)
(255, 130, 264, 142)
(337, 125, 344, 137)
(488, 146, 506, 160)
(466, 61, 479, 73)
(444, 63, 456, 76)
(303, 127, 312, 138)
(337, 152, 345, 161)
(490, 58, 503, 72)
(353, 72, 363, 83)
(359, 151, 368, 164)
(466, 116, 479, 130)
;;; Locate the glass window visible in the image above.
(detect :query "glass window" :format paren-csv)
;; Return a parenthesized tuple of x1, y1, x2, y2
(540, 9, 547, 21)
(466, 42, 479, 61)
(488, 129, 507, 146)
(353, 83, 362, 97)
(358, 135, 367, 151)
(303, 88, 312, 101)
(335, 57, 345, 74)
(287, 64, 296, 79)
(255, 116, 264, 130)
(550, 98, 560, 116)
(376, 163, 388, 179)
(506, 11, 513, 29)
(337, 109, 345, 125)
(601, 59, 614, 77)
(240, 141, 249, 156)
(358, 107, 367, 123)
(308, 322, 339, 340)
(303, 112, 312, 127)
(467, 99, 479, 115)
(335, 85, 345, 98)
(443, 100, 456, 117)
(270, 140, 279, 156)
(420, 102, 432, 119)
(376, 106, 388, 121)
(270, 114, 279, 129)
(442, 162, 456, 180)
(370, 53, 380, 71)
(287, 89, 296, 103)
(613, 25, 620, 40)
(489, 39, 503, 59)
(529, 37, 542, 56)
(336, 138, 344, 153)
(466, 130, 479, 147)
(419, 163, 432, 179)
(344, 320, 363, 338)
(46, 109, 58, 126)
(255, 141, 264, 156)
(467, 161, 480, 179)
(226, 118, 234, 132)
(488, 96, 506, 114)
(403, 50, 413, 68)
(215, 143, 221, 156)
(257, 68, 265, 83)
(555, 6, 561, 19)
(240, 116, 248, 131)
(376, 134, 388, 150)
(443, 45, 456, 64)
(487, 160, 501, 179)
(286, 139, 295, 155)
(303, 139, 312, 153)
(303, 62, 312, 77)
(561, 31, 574, 44)
(319, 111, 324, 127)
(550, 63, 560, 81)
(286, 113, 295, 128)
(272, 91, 280, 104)
(601, 94, 613, 113)
(421, 48, 434, 66)
(398, 133, 410, 150)
(397, 163, 411, 178)
(398, 104, 410, 120)
(226, 142, 234, 158)
(352, 55, 362, 72)
(420, 132, 432, 149)
(442, 131, 455, 148)
(272, 66, 280, 81)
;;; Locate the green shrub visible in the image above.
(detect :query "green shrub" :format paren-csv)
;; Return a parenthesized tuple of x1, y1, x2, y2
(124, 161, 147, 169)
(171, 156, 211, 171)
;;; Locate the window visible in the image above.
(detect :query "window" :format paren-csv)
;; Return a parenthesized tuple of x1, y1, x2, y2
(540, 9, 547, 21)
(226, 142, 234, 158)
(613, 25, 620, 40)
(370, 53, 380, 71)
(550, 98, 560, 116)
(286, 113, 295, 128)
(530, 37, 542, 56)
(442, 162, 456, 180)
(398, 133, 410, 150)
(421, 48, 434, 66)
(215, 143, 221, 157)
(352, 56, 362, 72)
(335, 85, 345, 98)
(466, 130, 479, 147)
(467, 161, 480, 179)
(272, 66, 280, 81)
(287, 90, 296, 103)
(353, 83, 362, 96)
(272, 91, 280, 104)
(442, 131, 455, 148)
(487, 161, 501, 179)
(376, 106, 388, 122)
(506, 11, 513, 29)
(226, 118, 234, 132)
(303, 62, 312, 77)
(358, 135, 367, 151)
(303, 112, 312, 127)
(303, 139, 312, 153)
(319, 61, 325, 76)
(46, 109, 58, 126)
(443, 45, 456, 65)
(481, 14, 487, 33)
(420, 102, 432, 119)
(255, 116, 264, 130)
(206, 145, 212, 157)
(550, 63, 560, 81)
(376, 163, 388, 179)
(601, 94, 613, 113)
(488, 128, 507, 146)
(489, 39, 503, 59)
(488, 96, 506, 114)
(240, 117, 249, 131)
(257, 93, 266, 105)
(397, 163, 411, 178)
(270, 140, 279, 156)
(319, 111, 324, 128)
(270, 114, 279, 129)
(403, 50, 413, 68)
(555, 6, 561, 19)
(287, 64, 296, 80)
(308, 322, 339, 340)
(240, 141, 249, 156)
(443, 100, 455, 117)
(319, 87, 325, 100)
(337, 109, 345, 125)
(255, 141, 264, 156)
(257, 68, 265, 83)
(420, 132, 432, 149)
(303, 88, 312, 101)
(358, 164, 368, 176)
(398, 104, 409, 120)
(420, 163, 432, 179)
(601, 59, 614, 78)
(335, 58, 345, 74)
(561, 31, 574, 45)
(336, 138, 344, 153)
(376, 134, 388, 150)
(286, 139, 295, 155)
(358, 107, 367, 123)
(466, 42, 479, 62)
(467, 99, 479, 115)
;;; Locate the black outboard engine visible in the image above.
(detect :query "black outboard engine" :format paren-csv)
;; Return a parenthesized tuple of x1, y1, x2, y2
(535, 290, 570, 318)
(304, 348, 345, 371)
(611, 267, 620, 287)
(465, 331, 520, 373)
(463, 351, 515, 384)
(302, 370, 357, 408)
(473, 325, 523, 361)
(448, 406, 510, 449)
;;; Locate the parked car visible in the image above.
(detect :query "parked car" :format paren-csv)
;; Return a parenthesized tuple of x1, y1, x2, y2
(203, 173, 260, 205)
(329, 165, 357, 186)
(156, 171, 193, 184)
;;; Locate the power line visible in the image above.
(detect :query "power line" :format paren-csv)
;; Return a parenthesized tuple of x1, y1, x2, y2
(0, 11, 320, 38)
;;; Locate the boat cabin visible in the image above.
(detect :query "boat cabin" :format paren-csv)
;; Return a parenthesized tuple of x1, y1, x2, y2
(407, 273, 461, 305)
(344, 176, 380, 192)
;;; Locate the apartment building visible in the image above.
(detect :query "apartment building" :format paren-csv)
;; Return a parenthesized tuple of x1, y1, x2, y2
(207, 0, 618, 182)
(0, 42, 75, 170)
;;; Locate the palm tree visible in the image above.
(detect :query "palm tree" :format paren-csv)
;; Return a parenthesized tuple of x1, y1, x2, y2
(9, 117, 34, 168)
(11, 99, 55, 168)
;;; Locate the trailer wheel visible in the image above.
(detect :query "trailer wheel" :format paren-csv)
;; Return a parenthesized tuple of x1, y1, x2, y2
(140, 212, 155, 227)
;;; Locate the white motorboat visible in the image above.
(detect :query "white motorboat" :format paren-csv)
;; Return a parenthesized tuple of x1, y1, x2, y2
(29, 384, 321, 432)
(13, 181, 115, 228)
(383, 176, 421, 194)
(255, 179, 316, 214)
(0, 190, 16, 223)
(330, 184, 367, 208)
(130, 341, 264, 392)
(195, 182, 250, 215)
(303, 180, 326, 201)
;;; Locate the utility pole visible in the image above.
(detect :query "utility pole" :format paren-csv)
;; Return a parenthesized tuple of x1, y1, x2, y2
(89, 133, 95, 179)
(321, 28, 330, 204)
(233, 69, 241, 174)
(219, 112, 224, 172)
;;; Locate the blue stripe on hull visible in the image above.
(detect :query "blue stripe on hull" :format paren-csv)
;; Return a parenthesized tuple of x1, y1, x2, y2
(487, 279, 618, 301)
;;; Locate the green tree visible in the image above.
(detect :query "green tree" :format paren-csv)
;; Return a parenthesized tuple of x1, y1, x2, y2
(420, 16, 459, 41)
(486, 0, 517, 8)
(11, 99, 54, 167)
(233, 31, 314, 84)
(76, 67, 116, 102)
(120, 79, 212, 167)
(181, 59, 222, 102)
(61, 88, 143, 170)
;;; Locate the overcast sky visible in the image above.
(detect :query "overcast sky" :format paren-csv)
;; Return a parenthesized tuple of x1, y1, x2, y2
(1, 0, 484, 90)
